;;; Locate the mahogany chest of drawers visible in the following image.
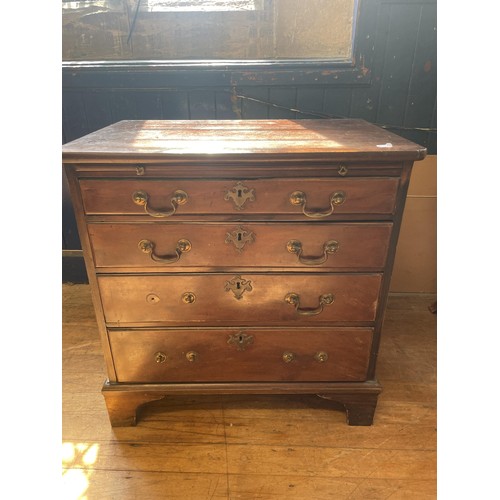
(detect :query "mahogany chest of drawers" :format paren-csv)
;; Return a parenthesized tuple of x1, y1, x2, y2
(63, 119, 426, 426)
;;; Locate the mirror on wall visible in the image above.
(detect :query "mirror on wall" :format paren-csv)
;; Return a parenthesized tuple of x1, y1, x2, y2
(62, 0, 358, 62)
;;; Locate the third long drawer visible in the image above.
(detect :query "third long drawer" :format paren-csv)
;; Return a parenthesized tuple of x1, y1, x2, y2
(98, 273, 382, 326)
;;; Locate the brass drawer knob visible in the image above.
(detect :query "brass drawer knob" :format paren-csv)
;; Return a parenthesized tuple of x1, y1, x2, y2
(314, 351, 329, 363)
(154, 352, 167, 363)
(138, 238, 191, 264)
(132, 189, 188, 217)
(282, 351, 295, 363)
(286, 239, 339, 265)
(289, 190, 346, 218)
(285, 292, 334, 316)
(181, 292, 196, 304)
(186, 351, 198, 362)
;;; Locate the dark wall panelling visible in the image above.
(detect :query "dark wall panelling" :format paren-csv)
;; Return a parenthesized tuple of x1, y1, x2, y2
(126, 91, 163, 120)
(268, 87, 297, 119)
(375, 3, 421, 126)
(188, 90, 217, 119)
(83, 92, 114, 133)
(62, 0, 436, 282)
(296, 87, 326, 118)
(161, 91, 190, 119)
(323, 87, 353, 118)
(215, 90, 240, 119)
(349, 1, 390, 123)
(110, 91, 140, 121)
(403, 3, 437, 129)
(240, 87, 270, 119)
(63, 92, 88, 143)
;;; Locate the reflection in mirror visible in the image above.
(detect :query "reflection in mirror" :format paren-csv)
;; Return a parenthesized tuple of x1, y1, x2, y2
(62, 0, 357, 62)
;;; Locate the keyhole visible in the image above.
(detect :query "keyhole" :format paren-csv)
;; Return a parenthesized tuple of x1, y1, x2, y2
(238, 335, 244, 343)
(236, 282, 241, 289)
(237, 233, 242, 241)
(237, 189, 242, 198)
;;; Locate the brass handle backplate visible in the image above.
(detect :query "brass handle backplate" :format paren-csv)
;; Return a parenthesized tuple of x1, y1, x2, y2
(286, 239, 339, 265)
(282, 351, 295, 363)
(284, 292, 334, 316)
(132, 189, 188, 217)
(138, 238, 191, 264)
(289, 190, 346, 218)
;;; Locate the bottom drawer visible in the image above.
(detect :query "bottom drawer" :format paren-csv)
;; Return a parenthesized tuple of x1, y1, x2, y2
(108, 328, 373, 383)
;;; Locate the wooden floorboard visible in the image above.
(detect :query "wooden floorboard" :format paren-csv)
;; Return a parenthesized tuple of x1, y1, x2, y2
(62, 284, 436, 499)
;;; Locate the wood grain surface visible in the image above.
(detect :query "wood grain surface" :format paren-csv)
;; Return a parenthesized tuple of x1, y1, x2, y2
(62, 119, 427, 161)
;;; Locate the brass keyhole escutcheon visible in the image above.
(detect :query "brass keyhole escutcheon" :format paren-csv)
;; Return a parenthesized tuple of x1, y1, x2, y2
(224, 181, 255, 210)
(224, 275, 253, 300)
(182, 292, 196, 304)
(314, 351, 329, 363)
(225, 226, 255, 252)
(227, 332, 254, 351)
(155, 352, 167, 363)
(146, 293, 160, 304)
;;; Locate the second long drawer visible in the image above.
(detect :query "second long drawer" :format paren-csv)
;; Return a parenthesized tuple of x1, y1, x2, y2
(88, 222, 392, 270)
(98, 273, 382, 326)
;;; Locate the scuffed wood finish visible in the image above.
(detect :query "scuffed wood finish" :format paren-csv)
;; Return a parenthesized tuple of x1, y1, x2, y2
(80, 177, 399, 216)
(88, 222, 392, 270)
(108, 328, 373, 383)
(97, 273, 381, 325)
(101, 390, 166, 427)
(62, 119, 426, 427)
(62, 119, 427, 161)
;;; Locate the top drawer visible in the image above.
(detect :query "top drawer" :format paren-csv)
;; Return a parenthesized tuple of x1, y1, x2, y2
(79, 178, 399, 218)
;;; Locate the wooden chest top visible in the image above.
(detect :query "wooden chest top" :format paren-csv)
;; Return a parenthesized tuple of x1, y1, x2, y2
(61, 119, 427, 162)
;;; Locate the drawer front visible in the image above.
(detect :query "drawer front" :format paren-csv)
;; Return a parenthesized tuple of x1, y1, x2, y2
(89, 222, 392, 270)
(80, 178, 399, 217)
(108, 328, 373, 383)
(98, 273, 381, 326)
